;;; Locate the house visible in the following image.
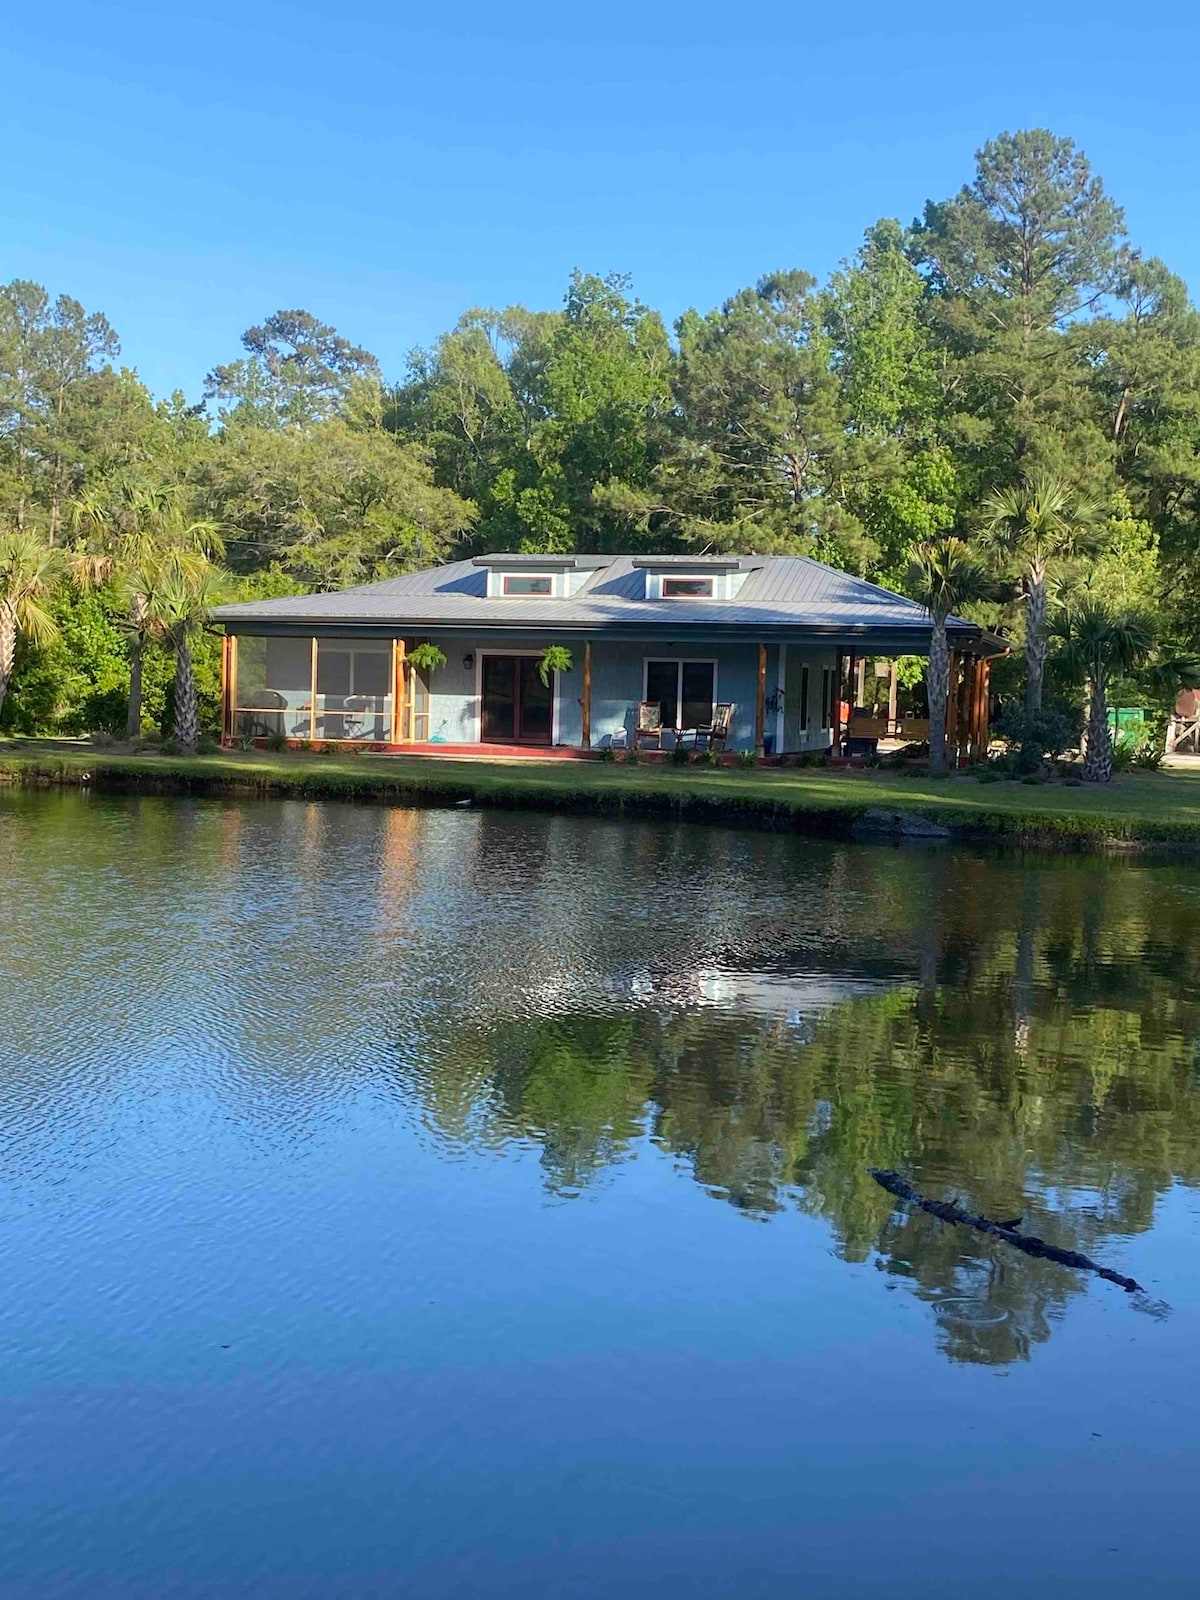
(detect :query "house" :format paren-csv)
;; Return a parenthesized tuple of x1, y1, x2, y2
(212, 552, 1005, 759)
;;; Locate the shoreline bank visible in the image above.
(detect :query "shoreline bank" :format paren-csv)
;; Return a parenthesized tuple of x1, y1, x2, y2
(5, 745, 1200, 853)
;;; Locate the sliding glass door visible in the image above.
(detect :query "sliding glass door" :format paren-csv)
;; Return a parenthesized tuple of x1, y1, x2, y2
(480, 655, 553, 745)
(644, 659, 715, 731)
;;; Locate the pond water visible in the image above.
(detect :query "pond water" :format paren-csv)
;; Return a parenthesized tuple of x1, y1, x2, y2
(1, 791, 1198, 1598)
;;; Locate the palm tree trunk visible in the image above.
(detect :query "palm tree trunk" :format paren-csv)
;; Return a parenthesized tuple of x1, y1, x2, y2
(1025, 562, 1047, 713)
(0, 601, 15, 726)
(173, 636, 200, 753)
(927, 617, 949, 773)
(126, 638, 144, 740)
(125, 594, 148, 740)
(1083, 669, 1113, 783)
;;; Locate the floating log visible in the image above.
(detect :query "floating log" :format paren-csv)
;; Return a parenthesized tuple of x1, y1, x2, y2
(869, 1168, 1144, 1294)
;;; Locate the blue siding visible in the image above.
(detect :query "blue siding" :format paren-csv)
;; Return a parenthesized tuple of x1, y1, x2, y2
(401, 633, 837, 751)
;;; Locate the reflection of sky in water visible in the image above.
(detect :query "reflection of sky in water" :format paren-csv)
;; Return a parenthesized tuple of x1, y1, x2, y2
(0, 792, 1198, 1598)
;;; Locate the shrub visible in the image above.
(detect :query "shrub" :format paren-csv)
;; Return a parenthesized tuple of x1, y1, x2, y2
(266, 732, 288, 753)
(997, 700, 1080, 773)
(1020, 772, 1044, 785)
(596, 745, 616, 762)
(623, 745, 642, 764)
(160, 738, 184, 756)
(89, 730, 116, 749)
(196, 735, 220, 755)
(237, 735, 255, 751)
(1129, 725, 1165, 770)
(669, 740, 692, 766)
(698, 747, 723, 767)
(736, 749, 758, 768)
(976, 768, 1002, 784)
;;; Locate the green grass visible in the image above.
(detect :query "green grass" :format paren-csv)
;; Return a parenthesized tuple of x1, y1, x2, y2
(4, 738, 1200, 849)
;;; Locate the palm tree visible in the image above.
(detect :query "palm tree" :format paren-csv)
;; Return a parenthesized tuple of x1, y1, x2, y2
(906, 535, 990, 773)
(0, 530, 65, 725)
(72, 481, 222, 739)
(132, 556, 230, 753)
(980, 471, 1100, 714)
(1055, 601, 1154, 782)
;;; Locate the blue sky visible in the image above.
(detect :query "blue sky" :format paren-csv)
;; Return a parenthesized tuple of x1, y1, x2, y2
(5, 1, 1199, 401)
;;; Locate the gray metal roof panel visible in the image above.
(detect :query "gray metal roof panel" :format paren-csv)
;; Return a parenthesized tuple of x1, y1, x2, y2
(213, 552, 985, 638)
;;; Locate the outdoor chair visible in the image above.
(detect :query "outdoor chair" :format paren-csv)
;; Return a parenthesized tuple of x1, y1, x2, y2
(340, 695, 372, 740)
(633, 700, 666, 750)
(244, 688, 287, 739)
(680, 703, 733, 753)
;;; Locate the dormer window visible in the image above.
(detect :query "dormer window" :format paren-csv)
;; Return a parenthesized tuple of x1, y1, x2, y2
(662, 576, 714, 599)
(501, 574, 554, 596)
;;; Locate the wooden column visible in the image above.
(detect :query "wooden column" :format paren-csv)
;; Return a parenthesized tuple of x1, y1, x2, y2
(960, 657, 976, 766)
(581, 640, 592, 750)
(832, 650, 844, 756)
(977, 658, 992, 761)
(220, 634, 235, 743)
(888, 660, 899, 736)
(400, 636, 412, 742)
(755, 644, 767, 756)
(945, 649, 959, 759)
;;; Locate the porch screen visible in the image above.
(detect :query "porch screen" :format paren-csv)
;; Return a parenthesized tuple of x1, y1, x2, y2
(233, 636, 312, 740)
(315, 641, 392, 741)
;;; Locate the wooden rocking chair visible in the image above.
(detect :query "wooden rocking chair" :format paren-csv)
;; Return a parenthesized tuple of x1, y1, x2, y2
(633, 700, 666, 750)
(680, 702, 734, 753)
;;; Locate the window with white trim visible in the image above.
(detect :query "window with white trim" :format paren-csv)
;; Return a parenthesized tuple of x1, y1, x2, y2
(661, 575, 714, 599)
(800, 664, 810, 731)
(501, 574, 554, 596)
(820, 667, 832, 730)
(644, 659, 716, 730)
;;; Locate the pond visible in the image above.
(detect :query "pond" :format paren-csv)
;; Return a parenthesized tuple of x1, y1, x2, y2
(1, 791, 1198, 1598)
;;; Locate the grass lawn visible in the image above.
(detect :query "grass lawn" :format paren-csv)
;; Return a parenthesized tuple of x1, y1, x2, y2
(4, 738, 1200, 848)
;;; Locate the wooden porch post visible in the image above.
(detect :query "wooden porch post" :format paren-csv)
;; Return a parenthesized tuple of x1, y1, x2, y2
(400, 636, 412, 742)
(961, 656, 976, 766)
(221, 634, 235, 743)
(945, 649, 958, 761)
(581, 640, 592, 750)
(977, 658, 992, 761)
(755, 644, 767, 756)
(888, 660, 899, 736)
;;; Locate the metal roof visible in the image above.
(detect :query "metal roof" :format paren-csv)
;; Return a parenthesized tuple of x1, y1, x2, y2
(213, 552, 1006, 652)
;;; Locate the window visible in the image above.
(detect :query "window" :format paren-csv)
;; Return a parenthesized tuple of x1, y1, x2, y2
(820, 667, 832, 730)
(800, 664, 810, 731)
(661, 576, 714, 598)
(501, 574, 553, 596)
(644, 660, 715, 730)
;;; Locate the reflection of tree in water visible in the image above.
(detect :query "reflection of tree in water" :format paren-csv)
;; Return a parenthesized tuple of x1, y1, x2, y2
(401, 855, 1200, 1365)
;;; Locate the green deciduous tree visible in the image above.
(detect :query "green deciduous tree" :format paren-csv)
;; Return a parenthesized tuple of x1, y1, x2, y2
(197, 416, 475, 588)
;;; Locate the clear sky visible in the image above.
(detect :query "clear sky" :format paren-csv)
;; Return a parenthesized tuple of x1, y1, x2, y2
(5, 1, 1199, 401)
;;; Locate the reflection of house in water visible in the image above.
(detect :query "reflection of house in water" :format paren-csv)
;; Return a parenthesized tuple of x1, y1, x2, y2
(621, 960, 898, 1027)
